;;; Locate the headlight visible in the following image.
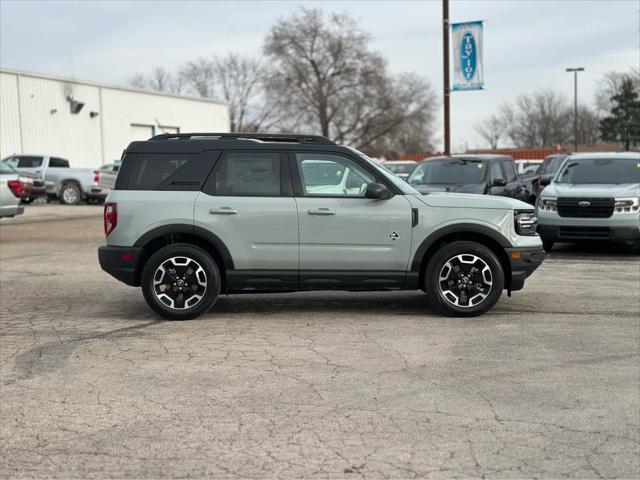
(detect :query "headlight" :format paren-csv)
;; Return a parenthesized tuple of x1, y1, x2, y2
(614, 198, 639, 213)
(538, 198, 557, 213)
(515, 210, 538, 236)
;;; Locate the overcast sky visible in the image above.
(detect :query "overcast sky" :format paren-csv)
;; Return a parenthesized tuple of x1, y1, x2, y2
(1, 0, 639, 152)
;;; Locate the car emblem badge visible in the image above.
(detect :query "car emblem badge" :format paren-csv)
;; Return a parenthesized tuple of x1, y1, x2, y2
(390, 232, 399, 241)
(578, 201, 591, 207)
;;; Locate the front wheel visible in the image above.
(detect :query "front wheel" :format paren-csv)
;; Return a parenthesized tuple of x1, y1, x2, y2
(141, 243, 221, 320)
(424, 241, 505, 317)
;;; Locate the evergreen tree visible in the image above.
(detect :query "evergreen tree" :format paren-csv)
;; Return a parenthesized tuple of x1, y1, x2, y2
(599, 78, 640, 151)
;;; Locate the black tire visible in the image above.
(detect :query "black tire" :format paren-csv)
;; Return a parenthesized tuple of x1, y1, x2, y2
(424, 241, 505, 317)
(542, 240, 554, 252)
(141, 243, 221, 320)
(59, 183, 81, 205)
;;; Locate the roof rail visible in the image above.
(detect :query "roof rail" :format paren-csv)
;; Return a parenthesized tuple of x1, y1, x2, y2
(149, 132, 335, 145)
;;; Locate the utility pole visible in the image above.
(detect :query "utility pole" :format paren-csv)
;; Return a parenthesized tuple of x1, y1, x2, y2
(443, 0, 451, 155)
(566, 67, 584, 152)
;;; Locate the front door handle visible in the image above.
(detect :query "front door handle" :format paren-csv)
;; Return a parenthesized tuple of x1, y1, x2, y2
(308, 208, 335, 216)
(210, 207, 238, 215)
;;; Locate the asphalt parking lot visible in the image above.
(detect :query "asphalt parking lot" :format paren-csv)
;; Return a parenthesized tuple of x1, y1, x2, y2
(1, 205, 639, 479)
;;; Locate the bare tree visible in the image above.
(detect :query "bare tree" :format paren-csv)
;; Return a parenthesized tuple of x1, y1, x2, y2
(263, 8, 436, 153)
(500, 89, 571, 148)
(128, 66, 183, 94)
(474, 114, 504, 149)
(180, 57, 216, 97)
(214, 54, 271, 132)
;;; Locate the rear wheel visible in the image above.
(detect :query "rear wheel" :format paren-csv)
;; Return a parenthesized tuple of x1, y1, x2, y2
(141, 244, 221, 320)
(424, 241, 504, 317)
(60, 183, 81, 205)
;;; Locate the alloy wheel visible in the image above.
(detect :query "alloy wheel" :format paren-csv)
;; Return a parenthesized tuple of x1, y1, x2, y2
(438, 254, 493, 308)
(153, 256, 208, 310)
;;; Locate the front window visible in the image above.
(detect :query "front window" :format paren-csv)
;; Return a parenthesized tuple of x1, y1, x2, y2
(0, 163, 14, 174)
(408, 159, 487, 185)
(2, 156, 43, 168)
(556, 158, 640, 184)
(296, 153, 374, 197)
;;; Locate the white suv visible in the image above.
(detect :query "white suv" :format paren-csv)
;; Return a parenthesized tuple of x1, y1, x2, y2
(99, 133, 544, 320)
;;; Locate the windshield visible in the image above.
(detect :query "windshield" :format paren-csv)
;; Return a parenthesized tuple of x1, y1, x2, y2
(345, 147, 420, 195)
(0, 163, 15, 174)
(556, 158, 640, 184)
(408, 159, 487, 185)
(385, 163, 416, 174)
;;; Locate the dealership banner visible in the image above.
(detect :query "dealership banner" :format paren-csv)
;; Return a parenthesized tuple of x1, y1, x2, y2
(452, 20, 484, 91)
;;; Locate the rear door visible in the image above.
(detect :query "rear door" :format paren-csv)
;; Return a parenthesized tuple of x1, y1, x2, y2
(194, 150, 299, 283)
(292, 151, 413, 276)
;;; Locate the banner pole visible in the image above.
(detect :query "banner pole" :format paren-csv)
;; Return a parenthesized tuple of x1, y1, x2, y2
(443, 0, 451, 156)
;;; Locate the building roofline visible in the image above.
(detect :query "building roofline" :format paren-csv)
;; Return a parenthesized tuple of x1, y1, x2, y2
(0, 67, 228, 106)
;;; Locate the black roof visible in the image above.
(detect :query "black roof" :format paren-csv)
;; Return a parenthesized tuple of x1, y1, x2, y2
(126, 132, 346, 154)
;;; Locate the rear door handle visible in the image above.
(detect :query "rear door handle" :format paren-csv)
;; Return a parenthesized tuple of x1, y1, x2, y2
(308, 208, 335, 215)
(210, 207, 238, 215)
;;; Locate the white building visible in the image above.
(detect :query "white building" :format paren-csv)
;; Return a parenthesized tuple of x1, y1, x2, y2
(0, 68, 230, 168)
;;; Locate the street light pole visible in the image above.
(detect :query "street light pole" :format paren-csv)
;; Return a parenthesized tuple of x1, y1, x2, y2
(566, 67, 584, 152)
(443, 0, 451, 155)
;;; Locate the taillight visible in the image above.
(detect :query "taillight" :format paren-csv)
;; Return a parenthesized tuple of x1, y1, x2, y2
(8, 180, 22, 198)
(104, 202, 117, 236)
(93, 170, 100, 184)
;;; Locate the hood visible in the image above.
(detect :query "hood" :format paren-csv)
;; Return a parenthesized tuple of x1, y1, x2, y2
(412, 183, 486, 195)
(416, 192, 533, 210)
(542, 182, 640, 198)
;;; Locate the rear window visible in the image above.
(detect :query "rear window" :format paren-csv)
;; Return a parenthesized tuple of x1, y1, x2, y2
(49, 157, 70, 168)
(125, 152, 219, 190)
(205, 151, 281, 196)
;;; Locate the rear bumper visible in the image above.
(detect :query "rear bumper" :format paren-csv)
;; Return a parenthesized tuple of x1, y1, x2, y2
(538, 225, 640, 242)
(505, 246, 545, 292)
(0, 204, 24, 218)
(98, 245, 143, 286)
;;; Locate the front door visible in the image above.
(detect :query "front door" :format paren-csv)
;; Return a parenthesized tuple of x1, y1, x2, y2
(292, 152, 413, 278)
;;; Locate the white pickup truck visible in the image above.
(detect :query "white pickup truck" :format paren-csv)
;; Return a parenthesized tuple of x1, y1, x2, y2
(1, 155, 108, 204)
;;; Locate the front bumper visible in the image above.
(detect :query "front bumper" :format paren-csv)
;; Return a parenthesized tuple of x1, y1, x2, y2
(537, 210, 640, 242)
(538, 224, 640, 242)
(98, 245, 143, 286)
(505, 246, 545, 292)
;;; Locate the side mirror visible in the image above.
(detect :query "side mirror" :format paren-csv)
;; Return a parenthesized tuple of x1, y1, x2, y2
(365, 182, 392, 200)
(492, 178, 506, 187)
(539, 175, 552, 186)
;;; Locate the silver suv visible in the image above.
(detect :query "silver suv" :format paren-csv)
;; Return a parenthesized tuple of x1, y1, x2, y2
(98, 133, 544, 320)
(537, 152, 640, 251)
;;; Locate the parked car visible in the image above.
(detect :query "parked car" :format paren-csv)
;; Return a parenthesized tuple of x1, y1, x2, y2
(1, 155, 107, 205)
(534, 152, 571, 199)
(97, 161, 121, 191)
(382, 160, 419, 180)
(0, 163, 25, 218)
(537, 152, 640, 251)
(98, 132, 544, 320)
(407, 155, 536, 203)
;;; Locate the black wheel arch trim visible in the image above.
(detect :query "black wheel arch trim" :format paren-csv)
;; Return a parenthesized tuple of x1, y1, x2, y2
(133, 224, 235, 270)
(410, 223, 513, 272)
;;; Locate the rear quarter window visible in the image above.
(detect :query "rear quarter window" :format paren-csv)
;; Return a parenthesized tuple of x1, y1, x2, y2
(120, 152, 220, 191)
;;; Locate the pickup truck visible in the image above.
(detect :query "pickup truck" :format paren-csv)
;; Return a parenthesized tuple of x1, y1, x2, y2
(1, 155, 108, 204)
(407, 155, 538, 204)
